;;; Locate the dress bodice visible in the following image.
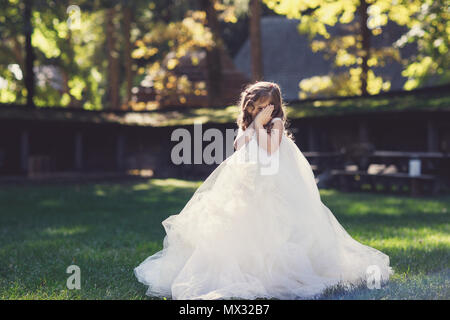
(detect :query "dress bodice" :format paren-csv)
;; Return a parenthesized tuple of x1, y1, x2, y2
(236, 117, 283, 139)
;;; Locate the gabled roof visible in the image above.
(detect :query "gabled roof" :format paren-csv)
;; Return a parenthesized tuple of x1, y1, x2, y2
(233, 16, 417, 100)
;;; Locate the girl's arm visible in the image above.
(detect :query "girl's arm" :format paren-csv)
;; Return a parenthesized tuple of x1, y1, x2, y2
(255, 119, 283, 155)
(234, 121, 256, 150)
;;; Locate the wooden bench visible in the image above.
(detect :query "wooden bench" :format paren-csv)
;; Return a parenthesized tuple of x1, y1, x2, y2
(330, 169, 441, 196)
(303, 151, 346, 175)
(369, 150, 450, 174)
(372, 151, 450, 159)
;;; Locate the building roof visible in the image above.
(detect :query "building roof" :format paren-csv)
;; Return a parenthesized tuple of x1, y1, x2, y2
(1, 86, 449, 127)
(233, 16, 417, 100)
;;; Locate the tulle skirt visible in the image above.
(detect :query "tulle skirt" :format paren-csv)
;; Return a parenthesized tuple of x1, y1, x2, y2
(134, 134, 393, 299)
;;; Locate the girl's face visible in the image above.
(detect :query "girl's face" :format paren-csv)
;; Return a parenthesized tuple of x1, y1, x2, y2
(249, 98, 273, 120)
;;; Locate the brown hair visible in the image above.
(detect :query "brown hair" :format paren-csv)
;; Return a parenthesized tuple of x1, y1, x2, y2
(236, 81, 294, 140)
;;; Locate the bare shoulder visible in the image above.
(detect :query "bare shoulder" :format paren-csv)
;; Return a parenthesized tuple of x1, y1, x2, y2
(270, 118, 284, 137)
(271, 117, 283, 123)
(271, 118, 284, 129)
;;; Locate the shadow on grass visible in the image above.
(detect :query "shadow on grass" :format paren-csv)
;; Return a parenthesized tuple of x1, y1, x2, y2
(319, 268, 450, 300)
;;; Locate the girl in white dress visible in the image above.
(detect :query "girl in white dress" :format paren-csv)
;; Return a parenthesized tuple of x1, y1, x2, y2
(134, 81, 393, 300)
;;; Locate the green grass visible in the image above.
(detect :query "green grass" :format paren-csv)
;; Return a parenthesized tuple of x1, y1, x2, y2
(0, 179, 448, 299)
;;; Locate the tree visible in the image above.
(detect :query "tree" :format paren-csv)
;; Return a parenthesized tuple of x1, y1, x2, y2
(131, 0, 243, 108)
(31, 1, 106, 108)
(123, 4, 133, 108)
(263, 0, 431, 98)
(105, 5, 120, 110)
(24, 0, 34, 106)
(0, 0, 109, 108)
(0, 0, 29, 104)
(0, 0, 251, 109)
(200, 0, 224, 106)
(358, 0, 370, 95)
(394, 0, 450, 90)
(249, 0, 263, 81)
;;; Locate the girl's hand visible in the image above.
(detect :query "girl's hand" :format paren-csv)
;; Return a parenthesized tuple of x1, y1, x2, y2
(254, 104, 274, 128)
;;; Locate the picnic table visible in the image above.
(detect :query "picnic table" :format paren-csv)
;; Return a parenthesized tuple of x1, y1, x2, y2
(302, 151, 346, 175)
(330, 150, 449, 196)
(373, 150, 449, 172)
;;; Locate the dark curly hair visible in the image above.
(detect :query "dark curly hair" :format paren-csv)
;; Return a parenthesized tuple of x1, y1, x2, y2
(236, 81, 294, 140)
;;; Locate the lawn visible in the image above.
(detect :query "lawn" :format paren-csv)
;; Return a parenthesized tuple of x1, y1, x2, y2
(0, 178, 448, 299)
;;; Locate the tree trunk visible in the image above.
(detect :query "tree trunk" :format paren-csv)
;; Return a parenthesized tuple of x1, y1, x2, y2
(24, 0, 35, 107)
(358, 0, 370, 96)
(105, 7, 120, 110)
(12, 38, 24, 72)
(200, 0, 223, 107)
(123, 6, 133, 110)
(65, 29, 79, 107)
(61, 69, 71, 102)
(250, 0, 263, 81)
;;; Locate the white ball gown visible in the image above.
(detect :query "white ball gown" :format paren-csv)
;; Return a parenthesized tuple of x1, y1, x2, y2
(134, 118, 393, 300)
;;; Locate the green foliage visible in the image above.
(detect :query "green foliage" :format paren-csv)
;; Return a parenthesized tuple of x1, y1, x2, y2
(0, 0, 26, 103)
(263, 0, 449, 98)
(132, 10, 214, 108)
(130, 0, 245, 109)
(395, 0, 450, 90)
(0, 0, 108, 108)
(31, 7, 106, 109)
(0, 0, 448, 108)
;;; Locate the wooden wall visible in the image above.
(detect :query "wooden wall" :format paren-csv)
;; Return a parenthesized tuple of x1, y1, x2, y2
(0, 110, 449, 180)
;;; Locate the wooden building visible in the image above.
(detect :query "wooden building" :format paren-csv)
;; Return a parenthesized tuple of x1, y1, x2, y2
(0, 86, 449, 194)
